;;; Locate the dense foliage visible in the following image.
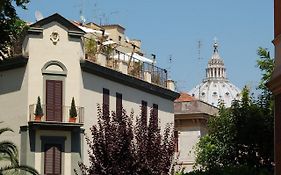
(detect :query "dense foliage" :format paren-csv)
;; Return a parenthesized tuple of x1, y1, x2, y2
(76, 104, 175, 175)
(0, 0, 29, 58)
(0, 124, 39, 174)
(192, 47, 274, 174)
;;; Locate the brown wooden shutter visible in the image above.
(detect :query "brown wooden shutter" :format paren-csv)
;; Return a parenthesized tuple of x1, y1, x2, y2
(54, 81, 62, 122)
(141, 101, 147, 125)
(116, 93, 122, 117)
(44, 144, 62, 175)
(44, 145, 53, 174)
(46, 80, 62, 122)
(174, 131, 179, 152)
(54, 146, 62, 174)
(46, 81, 55, 121)
(152, 104, 158, 124)
(103, 88, 110, 117)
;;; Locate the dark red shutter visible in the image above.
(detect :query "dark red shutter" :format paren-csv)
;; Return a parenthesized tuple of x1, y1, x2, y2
(116, 93, 122, 117)
(174, 131, 179, 152)
(103, 88, 110, 117)
(44, 144, 62, 175)
(141, 101, 147, 125)
(44, 145, 53, 174)
(152, 104, 158, 124)
(46, 80, 62, 122)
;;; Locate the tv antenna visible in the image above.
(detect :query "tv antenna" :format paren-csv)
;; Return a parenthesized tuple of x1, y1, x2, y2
(167, 54, 173, 79)
(35, 10, 43, 21)
(198, 40, 203, 60)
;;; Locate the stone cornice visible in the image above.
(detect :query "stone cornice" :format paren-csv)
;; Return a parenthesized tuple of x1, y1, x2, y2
(273, 34, 281, 46)
(267, 64, 281, 94)
(0, 55, 28, 71)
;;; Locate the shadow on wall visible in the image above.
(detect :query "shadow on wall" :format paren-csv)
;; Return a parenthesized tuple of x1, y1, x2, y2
(0, 67, 26, 95)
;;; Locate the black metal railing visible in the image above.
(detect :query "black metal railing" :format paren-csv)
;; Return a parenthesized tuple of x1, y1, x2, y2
(85, 47, 168, 87)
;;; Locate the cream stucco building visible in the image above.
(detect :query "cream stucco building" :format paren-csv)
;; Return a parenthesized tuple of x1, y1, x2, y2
(0, 13, 179, 175)
(174, 93, 218, 172)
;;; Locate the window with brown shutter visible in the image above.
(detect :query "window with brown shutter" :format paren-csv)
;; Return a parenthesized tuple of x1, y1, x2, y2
(46, 80, 62, 122)
(44, 144, 62, 175)
(141, 101, 147, 125)
(174, 131, 179, 152)
(116, 93, 122, 117)
(152, 104, 158, 125)
(152, 104, 158, 117)
(103, 88, 110, 116)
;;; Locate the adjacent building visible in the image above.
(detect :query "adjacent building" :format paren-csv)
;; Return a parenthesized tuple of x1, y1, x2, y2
(0, 13, 179, 174)
(189, 41, 241, 107)
(174, 92, 218, 171)
(267, 0, 281, 174)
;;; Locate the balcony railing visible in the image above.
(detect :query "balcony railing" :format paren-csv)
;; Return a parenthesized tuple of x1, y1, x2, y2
(29, 104, 84, 124)
(85, 47, 168, 88)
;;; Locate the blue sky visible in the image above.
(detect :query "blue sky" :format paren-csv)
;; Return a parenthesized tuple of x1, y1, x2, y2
(17, 0, 274, 93)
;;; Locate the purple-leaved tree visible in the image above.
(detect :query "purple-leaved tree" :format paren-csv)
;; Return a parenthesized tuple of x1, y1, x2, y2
(76, 104, 175, 175)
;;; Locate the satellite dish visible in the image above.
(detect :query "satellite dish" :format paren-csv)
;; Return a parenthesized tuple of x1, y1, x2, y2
(125, 36, 130, 43)
(35, 10, 43, 21)
(80, 15, 86, 24)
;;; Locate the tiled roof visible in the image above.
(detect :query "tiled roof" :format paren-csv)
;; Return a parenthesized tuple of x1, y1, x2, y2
(174, 92, 195, 102)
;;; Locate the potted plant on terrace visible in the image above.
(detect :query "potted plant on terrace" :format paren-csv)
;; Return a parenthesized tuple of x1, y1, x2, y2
(34, 96, 43, 121)
(69, 97, 78, 123)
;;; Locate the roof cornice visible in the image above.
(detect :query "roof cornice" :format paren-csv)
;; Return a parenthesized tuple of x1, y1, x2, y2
(80, 60, 179, 101)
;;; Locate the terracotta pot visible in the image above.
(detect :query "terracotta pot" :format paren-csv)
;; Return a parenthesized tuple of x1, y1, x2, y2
(35, 115, 42, 121)
(69, 117, 77, 123)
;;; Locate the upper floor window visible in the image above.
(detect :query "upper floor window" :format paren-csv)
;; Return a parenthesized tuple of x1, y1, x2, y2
(152, 103, 158, 121)
(116, 92, 122, 117)
(103, 88, 110, 116)
(141, 100, 148, 124)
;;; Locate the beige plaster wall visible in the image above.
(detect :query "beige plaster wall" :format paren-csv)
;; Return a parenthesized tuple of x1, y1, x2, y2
(175, 118, 207, 172)
(0, 67, 28, 153)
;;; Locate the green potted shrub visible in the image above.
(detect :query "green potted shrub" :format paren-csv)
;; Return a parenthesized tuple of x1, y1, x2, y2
(69, 97, 77, 122)
(34, 96, 43, 121)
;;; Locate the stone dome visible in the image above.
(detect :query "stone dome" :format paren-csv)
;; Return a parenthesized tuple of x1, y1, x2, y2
(189, 41, 241, 107)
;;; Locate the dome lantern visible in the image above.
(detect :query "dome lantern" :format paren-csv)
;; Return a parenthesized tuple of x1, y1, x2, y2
(189, 40, 241, 107)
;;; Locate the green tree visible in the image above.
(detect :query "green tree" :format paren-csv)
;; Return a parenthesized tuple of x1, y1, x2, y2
(0, 0, 29, 58)
(76, 104, 175, 175)
(193, 47, 274, 174)
(0, 124, 39, 174)
(195, 88, 274, 173)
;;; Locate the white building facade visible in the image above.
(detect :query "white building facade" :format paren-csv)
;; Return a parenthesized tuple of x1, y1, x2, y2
(0, 14, 179, 175)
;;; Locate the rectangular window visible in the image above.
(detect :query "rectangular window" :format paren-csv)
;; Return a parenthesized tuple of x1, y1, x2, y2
(103, 88, 110, 116)
(46, 80, 62, 122)
(152, 104, 158, 118)
(174, 131, 179, 152)
(116, 93, 122, 116)
(152, 104, 158, 125)
(141, 101, 147, 124)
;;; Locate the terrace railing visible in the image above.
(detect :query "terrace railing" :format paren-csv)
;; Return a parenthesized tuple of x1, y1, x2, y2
(85, 47, 168, 88)
(29, 104, 84, 124)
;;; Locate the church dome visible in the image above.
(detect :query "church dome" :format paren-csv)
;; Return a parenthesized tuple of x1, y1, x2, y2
(189, 41, 241, 107)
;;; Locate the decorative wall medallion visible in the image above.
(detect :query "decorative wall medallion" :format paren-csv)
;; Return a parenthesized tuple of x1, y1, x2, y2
(50, 31, 59, 45)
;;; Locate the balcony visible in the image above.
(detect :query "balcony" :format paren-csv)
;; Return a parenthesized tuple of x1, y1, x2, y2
(85, 43, 168, 88)
(28, 104, 84, 128)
